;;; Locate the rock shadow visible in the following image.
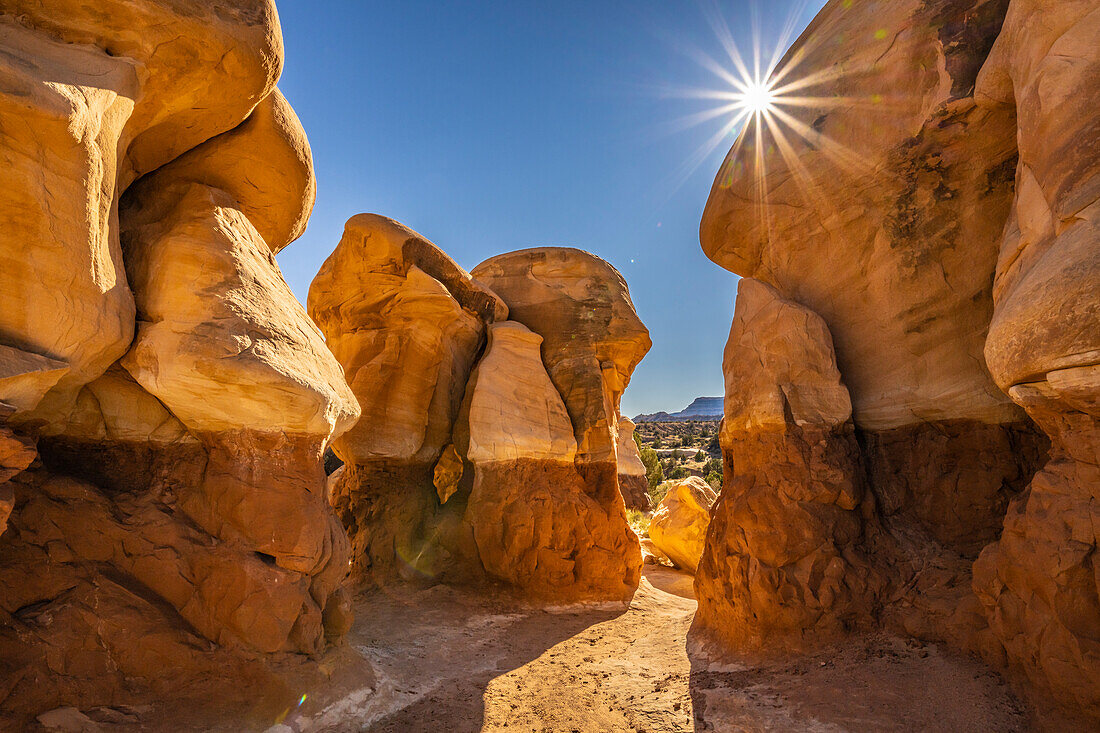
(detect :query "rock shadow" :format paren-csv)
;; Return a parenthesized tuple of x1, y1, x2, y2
(686, 631, 1032, 732)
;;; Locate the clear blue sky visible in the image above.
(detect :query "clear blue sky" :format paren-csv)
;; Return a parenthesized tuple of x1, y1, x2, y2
(275, 0, 825, 417)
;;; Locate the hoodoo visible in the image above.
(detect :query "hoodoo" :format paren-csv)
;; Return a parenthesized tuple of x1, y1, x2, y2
(697, 0, 1098, 723)
(0, 1, 359, 723)
(309, 221, 650, 600)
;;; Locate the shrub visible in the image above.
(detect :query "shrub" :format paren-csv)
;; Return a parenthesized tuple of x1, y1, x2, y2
(640, 447, 663, 489)
(694, 449, 705, 461)
(706, 471, 722, 491)
(627, 508, 650, 537)
(648, 480, 671, 508)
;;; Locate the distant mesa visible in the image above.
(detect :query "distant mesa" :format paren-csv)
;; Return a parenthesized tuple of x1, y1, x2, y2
(635, 396, 722, 422)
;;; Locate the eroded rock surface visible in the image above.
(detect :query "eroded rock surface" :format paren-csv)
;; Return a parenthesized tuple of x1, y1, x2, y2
(616, 417, 652, 511)
(472, 248, 651, 472)
(697, 0, 1095, 723)
(459, 322, 639, 600)
(970, 0, 1100, 719)
(0, 3, 358, 726)
(312, 226, 646, 599)
(694, 280, 879, 651)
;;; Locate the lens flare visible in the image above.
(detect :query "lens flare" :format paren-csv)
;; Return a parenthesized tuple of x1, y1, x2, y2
(738, 79, 776, 116)
(653, 0, 885, 200)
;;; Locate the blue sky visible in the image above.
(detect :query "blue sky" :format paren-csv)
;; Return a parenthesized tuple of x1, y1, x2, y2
(276, 0, 825, 417)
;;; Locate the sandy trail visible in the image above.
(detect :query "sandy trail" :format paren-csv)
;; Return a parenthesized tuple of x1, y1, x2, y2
(261, 567, 1027, 732)
(91, 567, 1030, 732)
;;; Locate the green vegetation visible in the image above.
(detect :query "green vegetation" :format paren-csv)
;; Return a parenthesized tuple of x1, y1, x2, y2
(626, 508, 650, 537)
(667, 464, 689, 481)
(640, 446, 663, 489)
(694, 449, 705, 461)
(647, 480, 670, 508)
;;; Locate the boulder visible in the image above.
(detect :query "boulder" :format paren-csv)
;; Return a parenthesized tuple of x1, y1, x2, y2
(0, 0, 283, 184)
(0, 1, 360, 724)
(309, 215, 501, 466)
(697, 0, 1045, 567)
(970, 0, 1100, 719)
(312, 222, 647, 599)
(616, 417, 652, 510)
(696, 0, 1095, 723)
(700, 0, 1020, 432)
(648, 477, 716, 573)
(309, 216, 501, 583)
(457, 322, 640, 600)
(693, 280, 879, 652)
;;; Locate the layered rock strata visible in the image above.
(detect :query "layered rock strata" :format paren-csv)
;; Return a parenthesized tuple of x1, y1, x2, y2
(311, 227, 647, 599)
(0, 2, 359, 724)
(694, 280, 879, 651)
(696, 0, 1096, 722)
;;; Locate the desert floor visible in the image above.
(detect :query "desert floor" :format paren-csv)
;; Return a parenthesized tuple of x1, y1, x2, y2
(105, 566, 1031, 732)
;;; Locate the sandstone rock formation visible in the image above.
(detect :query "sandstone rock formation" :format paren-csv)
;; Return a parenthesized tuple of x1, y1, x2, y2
(969, 0, 1100, 719)
(0, 2, 359, 725)
(309, 215, 504, 583)
(616, 417, 651, 510)
(311, 228, 647, 600)
(697, 0, 1096, 723)
(648, 476, 716, 574)
(458, 322, 639, 599)
(472, 248, 652, 477)
(694, 280, 879, 650)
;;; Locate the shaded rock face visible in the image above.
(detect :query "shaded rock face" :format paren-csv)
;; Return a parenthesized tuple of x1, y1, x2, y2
(311, 229, 646, 600)
(0, 1, 358, 723)
(649, 476, 716, 574)
(615, 417, 651, 511)
(697, 0, 1096, 722)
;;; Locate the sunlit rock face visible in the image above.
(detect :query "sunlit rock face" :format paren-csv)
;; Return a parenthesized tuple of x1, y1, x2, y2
(697, 0, 1097, 722)
(459, 322, 640, 599)
(472, 248, 652, 474)
(311, 231, 645, 600)
(649, 476, 716, 574)
(694, 280, 880, 650)
(970, 0, 1100, 720)
(0, 2, 358, 724)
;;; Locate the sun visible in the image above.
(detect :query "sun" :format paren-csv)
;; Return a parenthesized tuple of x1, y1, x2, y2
(738, 78, 777, 116)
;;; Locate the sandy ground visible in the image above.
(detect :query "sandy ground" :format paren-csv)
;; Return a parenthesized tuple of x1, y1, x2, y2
(48, 567, 1032, 732)
(274, 567, 1028, 732)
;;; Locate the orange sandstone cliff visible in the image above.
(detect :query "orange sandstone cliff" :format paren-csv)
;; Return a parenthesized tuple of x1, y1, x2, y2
(697, 0, 1098, 724)
(0, 1, 359, 724)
